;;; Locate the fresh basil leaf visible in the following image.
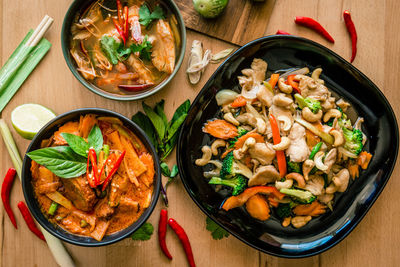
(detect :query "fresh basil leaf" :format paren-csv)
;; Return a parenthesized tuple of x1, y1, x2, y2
(139, 4, 164, 27)
(160, 162, 171, 177)
(170, 164, 179, 178)
(165, 113, 187, 143)
(132, 111, 157, 149)
(60, 133, 89, 157)
(161, 132, 179, 160)
(169, 99, 190, 128)
(142, 102, 165, 140)
(27, 146, 87, 178)
(88, 125, 103, 154)
(154, 100, 168, 128)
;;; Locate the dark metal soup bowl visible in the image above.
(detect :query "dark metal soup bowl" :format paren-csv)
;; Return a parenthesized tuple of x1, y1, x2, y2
(21, 108, 161, 246)
(61, 0, 186, 101)
(177, 35, 399, 257)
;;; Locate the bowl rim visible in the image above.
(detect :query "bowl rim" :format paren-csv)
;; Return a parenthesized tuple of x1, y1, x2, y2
(176, 34, 399, 258)
(61, 0, 187, 101)
(21, 108, 161, 246)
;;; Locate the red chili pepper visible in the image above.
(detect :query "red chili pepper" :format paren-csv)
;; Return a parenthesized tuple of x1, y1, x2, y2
(112, 18, 127, 45)
(86, 148, 98, 188)
(286, 75, 300, 94)
(159, 209, 172, 259)
(1, 168, 17, 229)
(343, 10, 357, 63)
(123, 5, 130, 40)
(118, 84, 154, 91)
(168, 218, 195, 267)
(116, 0, 124, 25)
(276, 30, 291, 35)
(269, 114, 287, 178)
(17, 201, 45, 241)
(102, 151, 126, 191)
(295, 16, 335, 43)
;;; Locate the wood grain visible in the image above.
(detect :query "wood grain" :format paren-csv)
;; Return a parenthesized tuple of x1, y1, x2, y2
(1, 0, 400, 266)
(175, 0, 276, 45)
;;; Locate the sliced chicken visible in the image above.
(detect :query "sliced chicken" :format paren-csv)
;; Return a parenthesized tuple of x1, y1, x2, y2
(248, 142, 276, 165)
(151, 20, 175, 74)
(248, 165, 280, 186)
(286, 123, 310, 162)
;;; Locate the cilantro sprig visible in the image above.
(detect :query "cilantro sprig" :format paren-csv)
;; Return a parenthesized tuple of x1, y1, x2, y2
(206, 217, 229, 240)
(131, 222, 154, 241)
(139, 4, 165, 27)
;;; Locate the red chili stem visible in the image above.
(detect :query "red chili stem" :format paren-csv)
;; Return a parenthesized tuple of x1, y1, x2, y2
(276, 30, 291, 35)
(1, 168, 17, 229)
(17, 201, 45, 241)
(295, 16, 335, 43)
(158, 209, 172, 259)
(118, 84, 154, 91)
(343, 10, 357, 63)
(102, 151, 126, 191)
(168, 218, 195, 267)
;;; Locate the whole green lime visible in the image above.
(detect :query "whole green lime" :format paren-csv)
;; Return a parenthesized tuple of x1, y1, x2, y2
(193, 0, 229, 19)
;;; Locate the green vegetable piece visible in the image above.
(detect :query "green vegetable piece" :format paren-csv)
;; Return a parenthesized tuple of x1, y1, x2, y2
(88, 125, 103, 154)
(342, 127, 363, 155)
(48, 202, 58, 216)
(131, 222, 154, 240)
(160, 162, 171, 177)
(154, 100, 168, 128)
(193, 0, 229, 19)
(100, 36, 131, 65)
(294, 94, 322, 114)
(102, 144, 110, 157)
(287, 161, 302, 174)
(309, 142, 323, 159)
(142, 102, 166, 141)
(27, 146, 87, 178)
(220, 152, 252, 179)
(206, 217, 229, 240)
(60, 133, 89, 157)
(280, 188, 316, 204)
(132, 111, 157, 149)
(130, 35, 153, 61)
(295, 117, 334, 144)
(80, 220, 88, 228)
(208, 175, 247, 196)
(139, 4, 165, 27)
(275, 202, 296, 219)
(228, 127, 248, 148)
(170, 165, 179, 178)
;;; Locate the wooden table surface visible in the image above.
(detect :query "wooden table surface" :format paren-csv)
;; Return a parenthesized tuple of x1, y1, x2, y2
(1, 0, 399, 266)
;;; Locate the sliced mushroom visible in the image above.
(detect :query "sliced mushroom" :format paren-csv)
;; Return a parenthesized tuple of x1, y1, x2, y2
(332, 168, 350, 192)
(301, 107, 323, 123)
(248, 142, 276, 165)
(256, 84, 274, 107)
(325, 183, 338, 194)
(273, 93, 293, 107)
(318, 193, 334, 204)
(323, 148, 337, 173)
(256, 118, 267, 134)
(248, 165, 280, 186)
(305, 175, 325, 196)
(314, 151, 328, 172)
(302, 159, 315, 180)
(277, 115, 292, 132)
(211, 139, 226, 156)
(223, 112, 240, 126)
(278, 78, 293, 94)
(195, 146, 212, 166)
(236, 113, 257, 127)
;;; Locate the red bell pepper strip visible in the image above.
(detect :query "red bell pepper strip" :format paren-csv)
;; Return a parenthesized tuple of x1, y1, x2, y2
(102, 151, 126, 191)
(276, 30, 291, 35)
(159, 209, 172, 259)
(118, 84, 154, 91)
(343, 10, 357, 63)
(294, 16, 335, 43)
(222, 186, 285, 211)
(17, 201, 45, 241)
(1, 168, 17, 229)
(269, 114, 287, 178)
(168, 218, 196, 267)
(269, 73, 280, 89)
(112, 18, 127, 45)
(86, 148, 98, 188)
(286, 74, 300, 94)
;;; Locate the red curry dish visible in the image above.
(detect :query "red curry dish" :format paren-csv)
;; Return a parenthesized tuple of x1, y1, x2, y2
(28, 114, 155, 241)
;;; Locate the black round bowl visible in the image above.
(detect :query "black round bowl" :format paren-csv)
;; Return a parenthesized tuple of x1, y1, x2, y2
(177, 35, 399, 257)
(61, 0, 186, 101)
(21, 108, 161, 246)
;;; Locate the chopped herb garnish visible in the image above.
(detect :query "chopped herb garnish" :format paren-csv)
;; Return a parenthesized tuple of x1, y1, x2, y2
(139, 4, 165, 27)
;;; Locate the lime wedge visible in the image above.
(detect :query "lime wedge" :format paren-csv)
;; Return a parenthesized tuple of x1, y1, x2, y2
(11, 104, 56, 139)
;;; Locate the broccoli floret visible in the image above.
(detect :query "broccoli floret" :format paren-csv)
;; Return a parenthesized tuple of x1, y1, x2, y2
(275, 202, 297, 218)
(228, 127, 248, 148)
(287, 161, 302, 173)
(209, 175, 247, 196)
(342, 127, 363, 155)
(294, 94, 321, 114)
(220, 152, 253, 179)
(280, 188, 316, 204)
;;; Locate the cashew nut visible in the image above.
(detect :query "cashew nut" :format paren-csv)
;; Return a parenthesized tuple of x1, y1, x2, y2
(233, 137, 256, 160)
(311, 68, 324, 84)
(336, 98, 350, 112)
(332, 168, 350, 192)
(291, 216, 312, 228)
(277, 115, 292, 131)
(302, 159, 315, 181)
(282, 217, 292, 227)
(275, 179, 293, 190)
(330, 129, 344, 147)
(314, 151, 329, 172)
(286, 173, 306, 188)
(323, 109, 342, 122)
(302, 107, 323, 122)
(223, 112, 240, 126)
(272, 136, 291, 151)
(256, 118, 267, 134)
(195, 146, 212, 166)
(272, 93, 293, 107)
(278, 77, 293, 94)
(211, 139, 226, 156)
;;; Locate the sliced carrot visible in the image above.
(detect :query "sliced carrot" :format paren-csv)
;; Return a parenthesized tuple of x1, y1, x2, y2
(231, 96, 247, 108)
(245, 195, 271, 221)
(269, 73, 280, 88)
(305, 129, 321, 149)
(348, 161, 359, 179)
(293, 201, 326, 217)
(357, 151, 372, 169)
(234, 132, 264, 149)
(287, 75, 300, 94)
(203, 119, 238, 139)
(221, 148, 234, 159)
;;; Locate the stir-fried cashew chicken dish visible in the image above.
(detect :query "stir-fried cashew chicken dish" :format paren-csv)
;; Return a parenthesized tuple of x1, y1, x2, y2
(196, 58, 373, 228)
